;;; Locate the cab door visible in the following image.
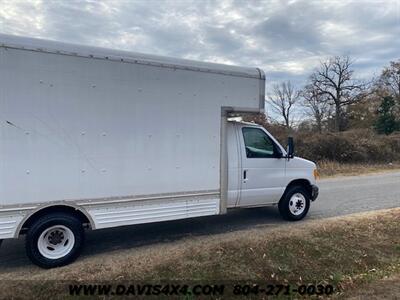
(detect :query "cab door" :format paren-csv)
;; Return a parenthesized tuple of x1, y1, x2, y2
(238, 126, 286, 206)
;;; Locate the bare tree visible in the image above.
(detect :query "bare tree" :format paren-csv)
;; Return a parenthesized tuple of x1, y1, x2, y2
(378, 60, 400, 101)
(301, 84, 331, 133)
(268, 81, 299, 128)
(309, 55, 367, 131)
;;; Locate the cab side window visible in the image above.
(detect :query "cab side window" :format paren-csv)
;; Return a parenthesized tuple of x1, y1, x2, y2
(242, 127, 280, 158)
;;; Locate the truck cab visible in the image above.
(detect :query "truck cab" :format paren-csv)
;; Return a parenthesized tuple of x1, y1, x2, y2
(227, 120, 319, 220)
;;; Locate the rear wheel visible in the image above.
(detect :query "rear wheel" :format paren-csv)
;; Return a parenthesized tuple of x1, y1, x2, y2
(278, 186, 310, 221)
(25, 213, 84, 268)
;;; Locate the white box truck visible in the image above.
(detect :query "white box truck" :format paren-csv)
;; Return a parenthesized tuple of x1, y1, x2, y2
(0, 34, 319, 268)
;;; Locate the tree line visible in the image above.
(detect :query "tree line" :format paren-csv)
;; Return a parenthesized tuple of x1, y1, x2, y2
(268, 56, 400, 135)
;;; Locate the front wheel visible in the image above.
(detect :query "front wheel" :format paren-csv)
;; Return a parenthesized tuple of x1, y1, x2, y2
(25, 213, 84, 268)
(278, 186, 310, 221)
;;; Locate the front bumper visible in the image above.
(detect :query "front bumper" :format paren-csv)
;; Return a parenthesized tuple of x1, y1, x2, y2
(311, 185, 319, 201)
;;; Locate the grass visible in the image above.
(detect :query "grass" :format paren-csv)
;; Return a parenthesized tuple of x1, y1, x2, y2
(0, 208, 399, 298)
(317, 160, 400, 178)
(338, 273, 400, 299)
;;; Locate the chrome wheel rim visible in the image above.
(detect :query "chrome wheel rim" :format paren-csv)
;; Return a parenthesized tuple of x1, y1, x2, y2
(37, 225, 75, 260)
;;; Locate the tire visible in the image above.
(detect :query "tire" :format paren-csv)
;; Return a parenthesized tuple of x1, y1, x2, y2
(278, 185, 310, 221)
(25, 213, 84, 268)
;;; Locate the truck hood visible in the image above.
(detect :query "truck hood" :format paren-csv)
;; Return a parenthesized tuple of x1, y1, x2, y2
(288, 157, 317, 169)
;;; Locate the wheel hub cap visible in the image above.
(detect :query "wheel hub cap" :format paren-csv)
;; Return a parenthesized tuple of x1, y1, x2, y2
(295, 200, 304, 210)
(289, 193, 306, 216)
(37, 225, 75, 260)
(48, 230, 64, 245)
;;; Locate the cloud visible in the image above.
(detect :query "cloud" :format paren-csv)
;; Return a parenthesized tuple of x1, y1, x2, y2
(0, 0, 399, 90)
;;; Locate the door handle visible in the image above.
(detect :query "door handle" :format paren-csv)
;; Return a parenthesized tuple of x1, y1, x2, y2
(243, 169, 248, 183)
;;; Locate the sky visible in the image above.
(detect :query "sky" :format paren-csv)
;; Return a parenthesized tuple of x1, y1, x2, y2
(1, 0, 399, 90)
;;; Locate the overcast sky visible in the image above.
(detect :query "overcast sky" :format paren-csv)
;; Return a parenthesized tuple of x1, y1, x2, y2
(1, 0, 399, 88)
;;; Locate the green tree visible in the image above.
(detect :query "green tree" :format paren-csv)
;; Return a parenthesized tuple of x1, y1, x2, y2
(374, 96, 398, 134)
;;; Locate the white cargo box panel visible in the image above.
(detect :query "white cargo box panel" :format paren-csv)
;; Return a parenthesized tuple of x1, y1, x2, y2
(0, 34, 264, 228)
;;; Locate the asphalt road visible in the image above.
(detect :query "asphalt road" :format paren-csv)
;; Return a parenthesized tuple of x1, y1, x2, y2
(1, 171, 399, 270)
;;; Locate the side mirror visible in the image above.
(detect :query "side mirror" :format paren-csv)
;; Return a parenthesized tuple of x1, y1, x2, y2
(287, 137, 294, 159)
